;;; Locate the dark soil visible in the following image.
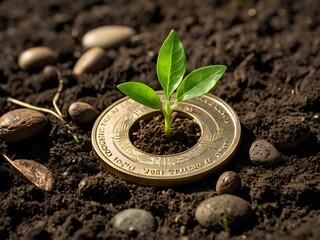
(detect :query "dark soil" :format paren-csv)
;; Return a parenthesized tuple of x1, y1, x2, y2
(130, 112, 201, 155)
(0, 0, 320, 239)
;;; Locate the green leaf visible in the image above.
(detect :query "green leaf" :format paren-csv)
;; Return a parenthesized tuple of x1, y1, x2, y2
(157, 30, 186, 98)
(176, 65, 227, 103)
(117, 82, 162, 109)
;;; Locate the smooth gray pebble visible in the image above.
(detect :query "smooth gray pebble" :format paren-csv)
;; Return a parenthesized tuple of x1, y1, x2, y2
(111, 208, 156, 234)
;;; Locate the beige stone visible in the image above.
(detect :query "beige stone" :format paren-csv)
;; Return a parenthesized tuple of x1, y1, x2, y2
(82, 25, 136, 49)
(18, 47, 57, 71)
(73, 47, 110, 75)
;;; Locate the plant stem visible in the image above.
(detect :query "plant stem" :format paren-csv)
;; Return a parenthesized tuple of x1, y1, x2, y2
(52, 70, 64, 118)
(163, 100, 172, 140)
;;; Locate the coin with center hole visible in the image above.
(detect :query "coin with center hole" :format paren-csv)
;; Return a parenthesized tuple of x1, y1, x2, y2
(91, 91, 241, 186)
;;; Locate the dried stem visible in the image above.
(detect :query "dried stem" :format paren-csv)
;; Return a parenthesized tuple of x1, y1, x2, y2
(53, 70, 64, 117)
(7, 97, 64, 122)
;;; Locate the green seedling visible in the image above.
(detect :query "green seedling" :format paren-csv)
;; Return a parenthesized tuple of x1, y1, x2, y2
(218, 217, 230, 232)
(118, 30, 226, 139)
(7, 69, 80, 143)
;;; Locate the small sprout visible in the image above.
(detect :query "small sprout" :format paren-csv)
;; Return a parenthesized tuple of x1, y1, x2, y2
(1, 153, 55, 191)
(7, 69, 80, 143)
(218, 217, 230, 233)
(312, 112, 320, 122)
(118, 30, 226, 139)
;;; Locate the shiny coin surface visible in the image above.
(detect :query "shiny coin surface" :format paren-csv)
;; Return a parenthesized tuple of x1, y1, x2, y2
(92, 92, 241, 186)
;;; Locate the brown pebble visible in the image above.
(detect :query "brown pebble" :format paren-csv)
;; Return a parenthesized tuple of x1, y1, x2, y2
(68, 102, 98, 123)
(0, 109, 48, 142)
(249, 140, 282, 167)
(43, 65, 58, 77)
(73, 47, 111, 75)
(216, 171, 241, 194)
(195, 194, 254, 231)
(18, 47, 57, 71)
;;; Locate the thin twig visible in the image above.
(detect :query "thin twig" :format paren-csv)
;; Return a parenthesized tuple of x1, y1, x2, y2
(53, 70, 64, 117)
(7, 97, 64, 122)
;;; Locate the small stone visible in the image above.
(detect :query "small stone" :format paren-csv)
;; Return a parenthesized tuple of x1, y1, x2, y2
(73, 47, 111, 75)
(82, 25, 136, 49)
(111, 208, 156, 234)
(68, 102, 98, 123)
(269, 121, 310, 148)
(249, 140, 282, 167)
(18, 47, 57, 71)
(195, 194, 254, 231)
(216, 171, 241, 194)
(43, 65, 58, 78)
(0, 109, 48, 142)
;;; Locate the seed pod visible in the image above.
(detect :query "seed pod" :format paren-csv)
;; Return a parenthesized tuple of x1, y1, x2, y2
(0, 109, 48, 142)
(1, 154, 55, 192)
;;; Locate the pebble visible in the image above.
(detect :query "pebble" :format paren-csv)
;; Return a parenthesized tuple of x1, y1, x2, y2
(269, 121, 311, 148)
(18, 47, 57, 71)
(73, 47, 111, 75)
(82, 25, 136, 49)
(68, 102, 98, 123)
(43, 65, 58, 78)
(249, 140, 282, 167)
(0, 109, 48, 142)
(111, 208, 156, 234)
(195, 194, 254, 231)
(216, 171, 241, 194)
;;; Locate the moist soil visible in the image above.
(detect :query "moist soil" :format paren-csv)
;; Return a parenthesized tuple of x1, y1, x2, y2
(0, 0, 320, 239)
(130, 112, 201, 155)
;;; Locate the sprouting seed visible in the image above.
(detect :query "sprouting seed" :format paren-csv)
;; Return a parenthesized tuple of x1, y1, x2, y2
(7, 69, 79, 143)
(118, 30, 226, 140)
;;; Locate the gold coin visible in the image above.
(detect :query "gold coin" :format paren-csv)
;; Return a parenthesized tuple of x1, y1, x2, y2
(92, 92, 241, 186)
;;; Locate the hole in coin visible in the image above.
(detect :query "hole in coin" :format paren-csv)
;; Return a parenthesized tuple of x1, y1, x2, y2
(129, 110, 202, 155)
